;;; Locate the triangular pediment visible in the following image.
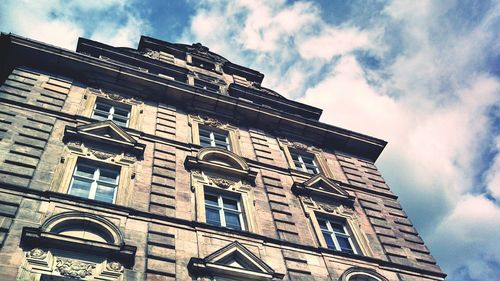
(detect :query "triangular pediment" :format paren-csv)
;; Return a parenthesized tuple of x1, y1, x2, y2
(64, 121, 145, 155)
(76, 121, 137, 145)
(292, 175, 353, 204)
(189, 241, 284, 280)
(206, 241, 272, 273)
(303, 174, 349, 198)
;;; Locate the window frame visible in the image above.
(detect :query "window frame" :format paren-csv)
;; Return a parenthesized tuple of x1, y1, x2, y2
(204, 189, 245, 231)
(91, 98, 131, 127)
(191, 171, 258, 234)
(199, 126, 231, 150)
(68, 160, 120, 204)
(278, 138, 333, 178)
(189, 114, 241, 155)
(80, 88, 143, 130)
(290, 150, 320, 174)
(317, 217, 358, 254)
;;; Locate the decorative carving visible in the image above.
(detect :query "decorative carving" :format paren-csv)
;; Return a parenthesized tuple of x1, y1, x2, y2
(106, 261, 124, 272)
(142, 49, 160, 60)
(187, 43, 228, 64)
(191, 170, 203, 178)
(123, 152, 137, 162)
(279, 138, 319, 152)
(55, 258, 96, 278)
(199, 115, 225, 128)
(27, 248, 46, 259)
(90, 149, 116, 160)
(210, 177, 235, 189)
(67, 140, 82, 148)
(290, 141, 310, 151)
(88, 87, 141, 104)
(319, 203, 335, 213)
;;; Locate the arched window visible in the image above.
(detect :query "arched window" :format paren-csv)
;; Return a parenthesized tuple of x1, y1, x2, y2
(19, 212, 136, 281)
(340, 267, 388, 281)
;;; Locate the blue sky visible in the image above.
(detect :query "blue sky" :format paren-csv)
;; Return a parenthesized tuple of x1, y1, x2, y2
(1, 0, 499, 280)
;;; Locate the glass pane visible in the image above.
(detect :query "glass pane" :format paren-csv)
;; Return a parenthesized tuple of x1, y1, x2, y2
(302, 155, 315, 164)
(323, 232, 336, 249)
(200, 139, 212, 148)
(74, 165, 95, 178)
(199, 128, 211, 138)
(290, 152, 300, 161)
(95, 184, 116, 203)
(99, 168, 119, 183)
(113, 107, 130, 117)
(224, 212, 241, 230)
(111, 119, 127, 127)
(213, 133, 227, 141)
(69, 178, 92, 198)
(95, 102, 112, 112)
(318, 219, 328, 230)
(215, 142, 229, 149)
(93, 110, 110, 119)
(336, 235, 353, 252)
(222, 198, 238, 210)
(205, 194, 219, 206)
(331, 223, 345, 233)
(206, 207, 221, 226)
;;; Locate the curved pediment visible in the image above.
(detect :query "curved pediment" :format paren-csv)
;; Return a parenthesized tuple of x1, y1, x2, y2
(41, 211, 124, 245)
(185, 147, 257, 182)
(198, 147, 249, 170)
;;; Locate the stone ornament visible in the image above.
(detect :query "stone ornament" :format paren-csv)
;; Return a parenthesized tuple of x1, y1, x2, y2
(142, 49, 160, 60)
(90, 149, 116, 160)
(210, 177, 235, 189)
(199, 115, 225, 128)
(278, 138, 321, 153)
(106, 260, 124, 272)
(27, 248, 47, 259)
(55, 258, 96, 278)
(88, 87, 141, 104)
(187, 43, 228, 64)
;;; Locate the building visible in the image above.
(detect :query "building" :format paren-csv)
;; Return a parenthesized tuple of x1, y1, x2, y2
(0, 33, 446, 281)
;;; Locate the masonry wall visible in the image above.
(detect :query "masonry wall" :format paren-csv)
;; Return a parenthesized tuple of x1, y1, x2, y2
(0, 66, 442, 281)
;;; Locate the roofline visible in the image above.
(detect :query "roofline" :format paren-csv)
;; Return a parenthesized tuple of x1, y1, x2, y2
(0, 32, 387, 162)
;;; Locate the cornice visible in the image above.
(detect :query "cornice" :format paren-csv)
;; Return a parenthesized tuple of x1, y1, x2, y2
(0, 32, 386, 162)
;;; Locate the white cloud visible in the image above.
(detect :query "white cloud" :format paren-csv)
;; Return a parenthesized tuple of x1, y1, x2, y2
(185, 0, 500, 279)
(0, 0, 148, 49)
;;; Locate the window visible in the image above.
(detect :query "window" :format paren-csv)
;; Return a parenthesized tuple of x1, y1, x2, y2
(290, 150, 319, 174)
(68, 161, 120, 203)
(92, 99, 130, 127)
(199, 126, 230, 150)
(204, 191, 244, 230)
(318, 217, 358, 254)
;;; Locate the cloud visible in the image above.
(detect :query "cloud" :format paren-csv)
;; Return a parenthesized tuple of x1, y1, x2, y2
(0, 0, 149, 49)
(184, 0, 500, 280)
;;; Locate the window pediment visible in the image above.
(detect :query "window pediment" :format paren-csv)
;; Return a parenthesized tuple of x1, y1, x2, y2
(188, 241, 284, 280)
(186, 147, 257, 183)
(64, 121, 145, 156)
(292, 174, 353, 205)
(21, 212, 136, 268)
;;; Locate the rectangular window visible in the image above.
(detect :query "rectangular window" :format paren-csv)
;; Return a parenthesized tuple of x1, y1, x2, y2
(317, 217, 357, 254)
(204, 191, 244, 230)
(92, 99, 130, 127)
(290, 150, 319, 174)
(68, 160, 120, 203)
(199, 127, 230, 150)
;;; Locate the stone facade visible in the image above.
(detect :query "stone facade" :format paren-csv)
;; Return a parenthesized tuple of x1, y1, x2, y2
(0, 33, 446, 280)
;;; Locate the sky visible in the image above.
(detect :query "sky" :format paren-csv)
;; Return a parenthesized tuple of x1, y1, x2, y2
(1, 0, 499, 280)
